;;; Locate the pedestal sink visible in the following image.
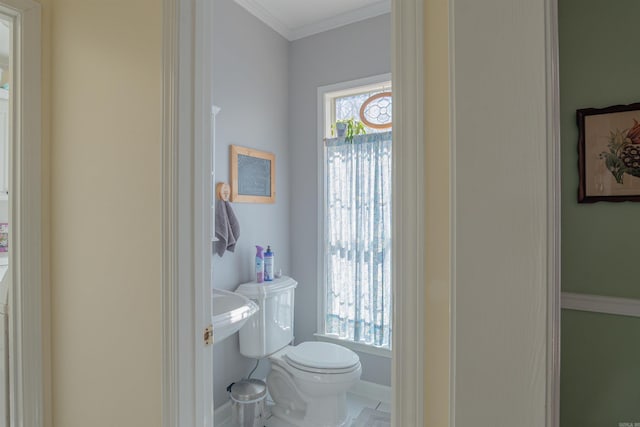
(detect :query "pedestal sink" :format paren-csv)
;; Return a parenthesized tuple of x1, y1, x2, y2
(212, 288, 258, 345)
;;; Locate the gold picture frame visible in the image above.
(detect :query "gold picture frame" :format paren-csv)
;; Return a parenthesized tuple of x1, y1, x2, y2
(230, 145, 276, 203)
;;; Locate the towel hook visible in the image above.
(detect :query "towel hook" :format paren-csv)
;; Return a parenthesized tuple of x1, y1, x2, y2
(216, 182, 231, 202)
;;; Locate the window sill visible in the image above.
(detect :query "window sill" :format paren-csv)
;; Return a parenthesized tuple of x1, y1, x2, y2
(313, 333, 392, 359)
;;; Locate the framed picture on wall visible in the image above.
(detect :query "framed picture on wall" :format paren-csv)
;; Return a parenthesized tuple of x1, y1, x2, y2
(230, 145, 276, 203)
(578, 102, 640, 203)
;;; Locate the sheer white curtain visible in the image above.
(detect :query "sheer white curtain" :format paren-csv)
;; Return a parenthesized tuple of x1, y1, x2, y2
(324, 131, 392, 348)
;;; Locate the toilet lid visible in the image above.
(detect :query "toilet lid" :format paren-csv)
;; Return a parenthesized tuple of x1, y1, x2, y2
(285, 341, 360, 370)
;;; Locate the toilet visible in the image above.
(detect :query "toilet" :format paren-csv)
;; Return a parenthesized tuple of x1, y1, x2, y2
(236, 276, 361, 427)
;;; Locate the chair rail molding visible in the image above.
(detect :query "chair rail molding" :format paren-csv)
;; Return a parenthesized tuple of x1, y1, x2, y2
(562, 292, 640, 318)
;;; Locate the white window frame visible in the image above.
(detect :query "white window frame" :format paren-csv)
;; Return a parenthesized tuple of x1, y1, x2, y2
(322, 79, 392, 138)
(316, 73, 393, 358)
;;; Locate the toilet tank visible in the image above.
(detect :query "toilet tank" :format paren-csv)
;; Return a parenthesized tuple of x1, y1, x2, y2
(235, 276, 297, 358)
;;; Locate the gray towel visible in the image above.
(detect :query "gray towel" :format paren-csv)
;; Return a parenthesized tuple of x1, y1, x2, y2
(214, 200, 240, 257)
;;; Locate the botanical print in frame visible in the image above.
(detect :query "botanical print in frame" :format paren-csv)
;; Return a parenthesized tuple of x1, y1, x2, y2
(578, 102, 640, 203)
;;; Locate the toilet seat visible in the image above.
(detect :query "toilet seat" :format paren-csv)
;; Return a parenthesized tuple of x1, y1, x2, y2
(266, 341, 362, 427)
(283, 341, 360, 374)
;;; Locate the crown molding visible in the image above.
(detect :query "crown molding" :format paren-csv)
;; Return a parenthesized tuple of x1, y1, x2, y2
(289, 1, 390, 41)
(233, 0, 391, 41)
(233, 0, 292, 40)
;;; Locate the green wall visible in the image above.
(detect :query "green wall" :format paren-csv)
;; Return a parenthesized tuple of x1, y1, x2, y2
(560, 0, 640, 425)
(561, 311, 640, 426)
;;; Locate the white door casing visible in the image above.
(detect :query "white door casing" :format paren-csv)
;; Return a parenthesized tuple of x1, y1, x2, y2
(391, 1, 425, 426)
(545, 0, 561, 425)
(449, 0, 560, 425)
(0, 1, 43, 427)
(162, 0, 215, 426)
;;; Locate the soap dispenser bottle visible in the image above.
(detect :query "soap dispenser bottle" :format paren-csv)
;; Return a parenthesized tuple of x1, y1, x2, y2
(264, 246, 274, 281)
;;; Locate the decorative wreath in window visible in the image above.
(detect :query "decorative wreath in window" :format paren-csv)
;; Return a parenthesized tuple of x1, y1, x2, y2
(359, 91, 392, 129)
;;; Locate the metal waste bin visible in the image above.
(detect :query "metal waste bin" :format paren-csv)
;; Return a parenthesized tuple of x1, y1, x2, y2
(228, 379, 267, 427)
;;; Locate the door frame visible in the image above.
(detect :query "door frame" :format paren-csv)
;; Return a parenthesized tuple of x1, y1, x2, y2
(162, 0, 215, 426)
(447, 0, 561, 425)
(391, 1, 425, 425)
(0, 1, 44, 427)
(161, 0, 426, 426)
(545, 0, 561, 425)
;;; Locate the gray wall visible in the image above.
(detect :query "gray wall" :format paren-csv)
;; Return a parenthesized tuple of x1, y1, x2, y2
(212, 0, 290, 406)
(288, 14, 392, 386)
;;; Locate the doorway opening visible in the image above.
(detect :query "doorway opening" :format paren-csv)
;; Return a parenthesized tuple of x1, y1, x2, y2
(162, 1, 424, 426)
(210, 5, 394, 425)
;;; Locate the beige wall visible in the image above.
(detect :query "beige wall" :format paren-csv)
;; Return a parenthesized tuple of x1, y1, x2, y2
(49, 1, 162, 426)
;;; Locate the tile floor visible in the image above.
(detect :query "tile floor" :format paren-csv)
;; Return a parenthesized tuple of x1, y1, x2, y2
(345, 392, 390, 422)
(218, 392, 391, 427)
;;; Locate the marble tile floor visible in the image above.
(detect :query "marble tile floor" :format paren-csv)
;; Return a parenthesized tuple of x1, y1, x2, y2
(218, 392, 391, 427)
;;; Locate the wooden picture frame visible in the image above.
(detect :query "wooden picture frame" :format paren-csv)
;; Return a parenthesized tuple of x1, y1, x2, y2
(578, 102, 640, 203)
(230, 145, 275, 203)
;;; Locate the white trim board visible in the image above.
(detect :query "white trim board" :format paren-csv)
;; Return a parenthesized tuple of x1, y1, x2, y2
(233, 0, 390, 41)
(450, 0, 554, 425)
(162, 0, 215, 426)
(562, 292, 640, 318)
(391, 0, 424, 425)
(0, 1, 44, 426)
(350, 379, 391, 404)
(545, 1, 561, 426)
(214, 400, 232, 427)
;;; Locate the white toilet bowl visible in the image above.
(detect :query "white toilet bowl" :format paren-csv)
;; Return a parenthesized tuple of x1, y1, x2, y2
(265, 341, 361, 427)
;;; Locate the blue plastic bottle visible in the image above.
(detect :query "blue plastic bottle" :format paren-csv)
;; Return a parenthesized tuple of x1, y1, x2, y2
(255, 246, 264, 283)
(264, 246, 274, 281)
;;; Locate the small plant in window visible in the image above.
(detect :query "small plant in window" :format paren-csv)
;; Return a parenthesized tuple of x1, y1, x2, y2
(332, 118, 366, 142)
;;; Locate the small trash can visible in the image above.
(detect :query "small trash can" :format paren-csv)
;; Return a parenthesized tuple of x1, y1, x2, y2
(228, 379, 267, 427)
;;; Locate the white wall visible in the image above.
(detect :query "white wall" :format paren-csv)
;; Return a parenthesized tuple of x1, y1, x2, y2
(451, 0, 549, 424)
(212, 0, 290, 406)
(288, 14, 392, 386)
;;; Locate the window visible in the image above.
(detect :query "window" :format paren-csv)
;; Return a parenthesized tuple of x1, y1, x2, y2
(318, 76, 392, 351)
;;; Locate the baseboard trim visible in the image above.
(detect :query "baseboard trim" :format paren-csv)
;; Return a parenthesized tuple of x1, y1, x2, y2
(350, 380, 392, 404)
(561, 292, 640, 318)
(214, 399, 232, 427)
